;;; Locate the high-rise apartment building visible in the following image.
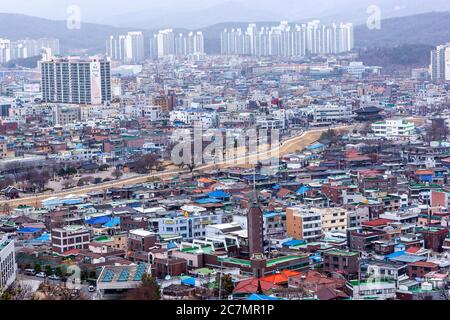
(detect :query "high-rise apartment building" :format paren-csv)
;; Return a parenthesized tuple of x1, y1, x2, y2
(157, 29, 176, 58)
(40, 56, 112, 105)
(221, 21, 354, 57)
(125, 32, 145, 63)
(156, 29, 204, 58)
(0, 38, 59, 64)
(107, 29, 204, 61)
(107, 32, 145, 63)
(0, 39, 11, 65)
(431, 44, 450, 81)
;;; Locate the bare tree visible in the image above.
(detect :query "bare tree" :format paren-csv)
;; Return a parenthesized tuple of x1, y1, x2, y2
(124, 273, 161, 300)
(112, 168, 124, 180)
(62, 178, 75, 189)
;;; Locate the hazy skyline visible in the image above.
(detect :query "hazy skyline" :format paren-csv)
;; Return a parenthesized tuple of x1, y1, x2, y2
(0, 0, 449, 29)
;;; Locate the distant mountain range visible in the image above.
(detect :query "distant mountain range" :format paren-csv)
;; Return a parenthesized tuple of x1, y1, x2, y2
(98, 0, 450, 30)
(354, 11, 450, 48)
(1, 11, 450, 57)
(0, 13, 132, 54)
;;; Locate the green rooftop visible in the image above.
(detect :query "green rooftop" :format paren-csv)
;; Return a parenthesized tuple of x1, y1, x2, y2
(218, 257, 252, 267)
(94, 236, 113, 243)
(267, 255, 303, 267)
(159, 234, 181, 240)
(180, 245, 215, 254)
(326, 250, 359, 257)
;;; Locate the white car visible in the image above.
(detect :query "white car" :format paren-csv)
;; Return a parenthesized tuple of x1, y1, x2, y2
(48, 274, 61, 281)
(36, 272, 47, 278)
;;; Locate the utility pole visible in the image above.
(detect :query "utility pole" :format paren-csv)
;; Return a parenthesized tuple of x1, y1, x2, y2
(218, 261, 223, 300)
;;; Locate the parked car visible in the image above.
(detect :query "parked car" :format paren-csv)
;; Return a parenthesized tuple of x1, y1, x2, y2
(24, 269, 36, 276)
(35, 272, 47, 278)
(48, 274, 61, 281)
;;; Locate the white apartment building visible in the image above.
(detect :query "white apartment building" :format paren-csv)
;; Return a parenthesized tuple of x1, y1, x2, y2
(51, 225, 91, 254)
(150, 29, 204, 59)
(157, 211, 223, 240)
(41, 56, 112, 105)
(371, 119, 416, 138)
(312, 103, 354, 123)
(431, 43, 450, 81)
(107, 32, 144, 63)
(347, 280, 397, 300)
(169, 109, 217, 127)
(69, 148, 102, 162)
(0, 234, 16, 292)
(218, 112, 255, 127)
(124, 105, 163, 122)
(256, 118, 285, 130)
(0, 38, 59, 64)
(0, 39, 11, 64)
(221, 21, 353, 57)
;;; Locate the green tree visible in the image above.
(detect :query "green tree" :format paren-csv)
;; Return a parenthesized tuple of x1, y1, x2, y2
(55, 267, 63, 277)
(45, 265, 53, 276)
(34, 263, 41, 273)
(222, 274, 234, 297)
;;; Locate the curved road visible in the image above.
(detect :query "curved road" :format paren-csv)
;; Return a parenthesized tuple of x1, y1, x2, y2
(0, 125, 349, 209)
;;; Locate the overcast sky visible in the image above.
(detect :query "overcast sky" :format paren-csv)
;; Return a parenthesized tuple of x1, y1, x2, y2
(0, 0, 448, 28)
(0, 0, 225, 21)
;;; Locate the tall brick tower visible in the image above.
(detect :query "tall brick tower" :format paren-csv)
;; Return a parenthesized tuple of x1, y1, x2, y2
(247, 187, 266, 278)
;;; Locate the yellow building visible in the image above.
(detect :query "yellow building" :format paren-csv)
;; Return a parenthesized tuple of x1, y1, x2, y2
(311, 207, 347, 233)
(112, 233, 128, 251)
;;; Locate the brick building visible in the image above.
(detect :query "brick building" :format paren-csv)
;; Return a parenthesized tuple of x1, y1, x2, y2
(323, 250, 360, 278)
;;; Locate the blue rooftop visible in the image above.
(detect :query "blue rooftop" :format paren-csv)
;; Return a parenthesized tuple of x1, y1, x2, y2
(195, 198, 223, 204)
(385, 250, 405, 260)
(85, 215, 111, 225)
(296, 186, 311, 195)
(388, 254, 427, 264)
(103, 217, 120, 228)
(167, 242, 178, 250)
(18, 227, 42, 233)
(263, 212, 285, 218)
(306, 142, 324, 150)
(282, 239, 306, 247)
(247, 294, 280, 301)
(34, 233, 51, 241)
(181, 277, 196, 286)
(207, 190, 230, 199)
